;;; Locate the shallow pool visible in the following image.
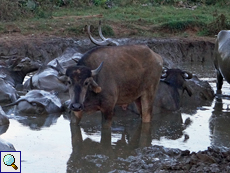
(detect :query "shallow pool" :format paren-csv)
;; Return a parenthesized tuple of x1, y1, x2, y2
(1, 61, 230, 173)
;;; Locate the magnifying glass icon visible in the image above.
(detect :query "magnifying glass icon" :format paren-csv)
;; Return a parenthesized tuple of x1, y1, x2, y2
(3, 154, 18, 170)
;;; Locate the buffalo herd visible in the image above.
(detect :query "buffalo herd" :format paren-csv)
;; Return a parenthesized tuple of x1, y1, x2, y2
(2, 23, 229, 129)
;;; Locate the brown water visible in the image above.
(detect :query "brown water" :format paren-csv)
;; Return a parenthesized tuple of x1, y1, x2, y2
(1, 61, 230, 173)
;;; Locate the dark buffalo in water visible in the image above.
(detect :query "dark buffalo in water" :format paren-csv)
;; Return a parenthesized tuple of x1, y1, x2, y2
(23, 60, 68, 92)
(0, 78, 18, 103)
(0, 57, 40, 88)
(154, 68, 193, 112)
(65, 45, 163, 128)
(213, 30, 230, 91)
(126, 68, 193, 114)
(4, 90, 63, 115)
(128, 68, 214, 114)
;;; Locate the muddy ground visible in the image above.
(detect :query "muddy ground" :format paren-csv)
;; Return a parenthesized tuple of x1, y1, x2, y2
(1, 33, 230, 172)
(83, 145, 230, 172)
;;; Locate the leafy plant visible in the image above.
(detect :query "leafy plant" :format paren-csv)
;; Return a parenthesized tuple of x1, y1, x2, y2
(0, 0, 21, 21)
(94, 0, 107, 6)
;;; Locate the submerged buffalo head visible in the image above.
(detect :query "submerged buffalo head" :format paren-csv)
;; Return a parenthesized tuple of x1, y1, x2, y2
(161, 68, 193, 96)
(66, 62, 103, 112)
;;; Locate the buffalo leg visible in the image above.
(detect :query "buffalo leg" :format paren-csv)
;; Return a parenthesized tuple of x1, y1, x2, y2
(140, 93, 154, 123)
(101, 109, 113, 128)
(139, 123, 152, 147)
(216, 71, 223, 91)
(134, 97, 142, 115)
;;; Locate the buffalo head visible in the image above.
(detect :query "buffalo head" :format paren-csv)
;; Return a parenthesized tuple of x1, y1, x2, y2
(0, 57, 41, 88)
(161, 68, 193, 96)
(66, 62, 103, 111)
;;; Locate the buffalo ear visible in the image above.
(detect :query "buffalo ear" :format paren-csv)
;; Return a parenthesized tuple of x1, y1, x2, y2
(92, 86, 102, 93)
(161, 67, 168, 79)
(88, 77, 102, 93)
(183, 71, 193, 79)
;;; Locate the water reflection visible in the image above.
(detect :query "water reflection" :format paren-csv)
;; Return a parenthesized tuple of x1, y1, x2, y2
(210, 97, 230, 149)
(66, 108, 191, 172)
(67, 122, 152, 172)
(151, 112, 185, 140)
(16, 113, 61, 130)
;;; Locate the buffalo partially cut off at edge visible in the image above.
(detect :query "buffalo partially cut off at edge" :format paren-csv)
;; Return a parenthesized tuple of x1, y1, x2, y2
(66, 44, 163, 128)
(213, 30, 230, 91)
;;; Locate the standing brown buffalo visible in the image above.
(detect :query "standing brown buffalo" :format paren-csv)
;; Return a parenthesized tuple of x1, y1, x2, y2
(66, 45, 163, 128)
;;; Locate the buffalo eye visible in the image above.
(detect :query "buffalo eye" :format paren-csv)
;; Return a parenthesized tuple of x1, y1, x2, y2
(67, 79, 72, 85)
(84, 81, 89, 86)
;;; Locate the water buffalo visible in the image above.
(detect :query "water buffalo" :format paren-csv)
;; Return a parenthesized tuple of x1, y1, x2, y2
(0, 57, 41, 88)
(213, 30, 230, 91)
(154, 68, 193, 112)
(0, 78, 18, 103)
(23, 60, 68, 92)
(65, 45, 163, 128)
(127, 68, 214, 114)
(126, 68, 193, 114)
(4, 90, 63, 115)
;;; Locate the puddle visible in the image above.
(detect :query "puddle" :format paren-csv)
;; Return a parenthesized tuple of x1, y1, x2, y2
(1, 61, 230, 172)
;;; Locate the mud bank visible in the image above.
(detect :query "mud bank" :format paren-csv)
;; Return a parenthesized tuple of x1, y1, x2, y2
(67, 145, 230, 172)
(0, 36, 215, 65)
(111, 146, 230, 173)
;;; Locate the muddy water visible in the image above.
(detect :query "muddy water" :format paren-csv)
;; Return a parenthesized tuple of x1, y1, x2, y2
(1, 61, 230, 173)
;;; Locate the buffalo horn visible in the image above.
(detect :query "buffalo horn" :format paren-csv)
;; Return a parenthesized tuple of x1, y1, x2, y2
(47, 60, 65, 75)
(56, 60, 65, 75)
(87, 25, 112, 46)
(91, 62, 104, 76)
(72, 58, 79, 64)
(29, 77, 34, 89)
(98, 20, 107, 41)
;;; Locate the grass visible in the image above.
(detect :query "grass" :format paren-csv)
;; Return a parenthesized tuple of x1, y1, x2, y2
(0, 4, 229, 38)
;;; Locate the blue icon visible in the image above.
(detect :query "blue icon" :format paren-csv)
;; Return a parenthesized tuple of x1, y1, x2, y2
(3, 154, 18, 170)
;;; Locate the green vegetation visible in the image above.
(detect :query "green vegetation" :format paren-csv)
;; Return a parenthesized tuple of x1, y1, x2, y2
(0, 0, 229, 38)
